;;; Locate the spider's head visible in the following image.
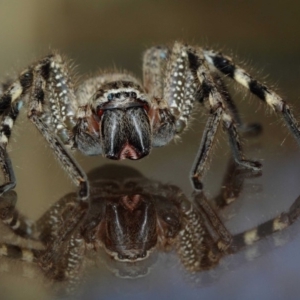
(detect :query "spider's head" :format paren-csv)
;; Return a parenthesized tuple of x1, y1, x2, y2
(103, 193, 158, 262)
(91, 81, 151, 160)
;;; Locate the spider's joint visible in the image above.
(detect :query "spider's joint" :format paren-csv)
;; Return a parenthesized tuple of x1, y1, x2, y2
(10, 82, 23, 102)
(273, 214, 289, 231)
(243, 228, 259, 245)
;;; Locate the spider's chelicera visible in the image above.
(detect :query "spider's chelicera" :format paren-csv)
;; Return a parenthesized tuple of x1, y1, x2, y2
(0, 42, 299, 202)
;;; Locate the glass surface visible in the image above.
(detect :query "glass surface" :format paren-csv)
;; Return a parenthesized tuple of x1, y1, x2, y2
(0, 1, 300, 299)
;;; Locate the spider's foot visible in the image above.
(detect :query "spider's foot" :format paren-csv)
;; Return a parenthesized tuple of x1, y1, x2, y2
(236, 159, 262, 172)
(191, 175, 203, 191)
(239, 122, 262, 137)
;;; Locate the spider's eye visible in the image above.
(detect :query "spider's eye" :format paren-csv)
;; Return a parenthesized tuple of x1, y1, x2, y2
(130, 92, 137, 98)
(107, 93, 114, 101)
(124, 92, 129, 98)
(115, 93, 121, 98)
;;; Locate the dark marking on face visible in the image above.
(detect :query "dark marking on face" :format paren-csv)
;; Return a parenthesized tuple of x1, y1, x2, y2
(104, 194, 157, 261)
(100, 107, 151, 160)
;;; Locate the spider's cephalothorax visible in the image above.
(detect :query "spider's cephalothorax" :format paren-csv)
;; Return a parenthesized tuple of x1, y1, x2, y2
(75, 79, 177, 160)
(0, 42, 299, 204)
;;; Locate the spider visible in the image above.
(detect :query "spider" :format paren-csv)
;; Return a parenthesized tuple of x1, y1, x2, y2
(0, 41, 299, 206)
(0, 163, 299, 295)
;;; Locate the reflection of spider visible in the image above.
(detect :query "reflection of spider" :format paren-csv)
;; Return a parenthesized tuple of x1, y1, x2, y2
(0, 42, 299, 202)
(1, 163, 300, 295)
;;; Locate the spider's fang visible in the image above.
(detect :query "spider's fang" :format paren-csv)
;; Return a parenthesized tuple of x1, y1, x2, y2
(100, 107, 151, 160)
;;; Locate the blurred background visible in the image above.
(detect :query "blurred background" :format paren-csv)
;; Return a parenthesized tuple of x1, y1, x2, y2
(1, 1, 300, 299)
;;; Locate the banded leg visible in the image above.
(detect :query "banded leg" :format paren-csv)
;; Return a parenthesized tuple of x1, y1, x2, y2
(160, 43, 261, 191)
(230, 194, 300, 253)
(183, 195, 300, 287)
(0, 190, 34, 238)
(155, 43, 221, 190)
(210, 73, 262, 136)
(0, 101, 23, 194)
(0, 54, 89, 201)
(191, 58, 260, 190)
(0, 243, 40, 263)
(203, 50, 300, 145)
(197, 60, 261, 169)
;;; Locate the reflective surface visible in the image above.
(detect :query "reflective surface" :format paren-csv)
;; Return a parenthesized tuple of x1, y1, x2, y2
(1, 161, 300, 299)
(0, 1, 300, 299)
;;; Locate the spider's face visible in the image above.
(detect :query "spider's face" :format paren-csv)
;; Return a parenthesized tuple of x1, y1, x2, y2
(93, 82, 152, 160)
(103, 194, 157, 262)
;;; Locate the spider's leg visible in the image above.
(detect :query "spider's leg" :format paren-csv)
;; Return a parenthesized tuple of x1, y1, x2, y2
(30, 115, 88, 200)
(229, 194, 300, 253)
(39, 199, 88, 274)
(0, 56, 89, 265)
(38, 232, 86, 296)
(192, 57, 260, 190)
(0, 242, 41, 263)
(0, 190, 35, 238)
(176, 196, 214, 272)
(154, 42, 222, 190)
(204, 50, 300, 145)
(160, 42, 260, 190)
(0, 100, 23, 194)
(24, 55, 89, 201)
(0, 55, 89, 200)
(210, 73, 262, 136)
(0, 79, 14, 107)
(177, 193, 231, 272)
(224, 113, 262, 170)
(212, 158, 261, 209)
(0, 75, 29, 194)
(193, 193, 232, 251)
(143, 46, 170, 98)
(35, 193, 78, 245)
(40, 231, 85, 282)
(191, 106, 223, 190)
(57, 233, 85, 293)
